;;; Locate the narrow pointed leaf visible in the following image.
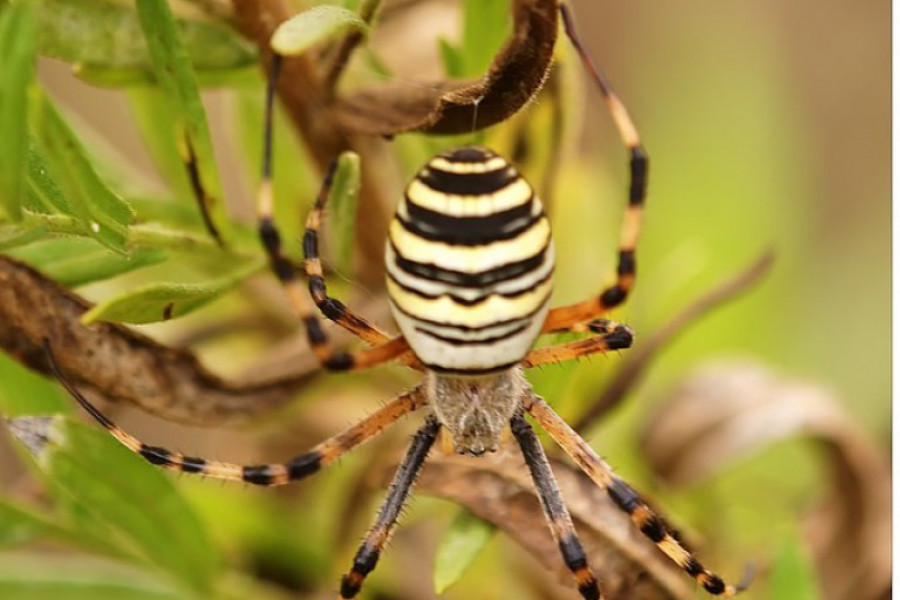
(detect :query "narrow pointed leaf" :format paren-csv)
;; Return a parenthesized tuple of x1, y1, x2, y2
(81, 256, 264, 324)
(8, 237, 167, 286)
(0, 223, 46, 250)
(271, 5, 367, 56)
(0, 553, 194, 600)
(126, 88, 202, 208)
(24, 140, 74, 215)
(433, 508, 496, 593)
(34, 0, 256, 77)
(0, 0, 36, 221)
(135, 0, 231, 245)
(329, 151, 361, 275)
(0, 497, 59, 547)
(29, 91, 134, 252)
(8, 416, 219, 593)
(769, 535, 822, 600)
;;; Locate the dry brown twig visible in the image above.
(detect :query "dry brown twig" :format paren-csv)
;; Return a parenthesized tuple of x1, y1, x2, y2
(574, 252, 776, 431)
(642, 361, 891, 600)
(0, 256, 319, 425)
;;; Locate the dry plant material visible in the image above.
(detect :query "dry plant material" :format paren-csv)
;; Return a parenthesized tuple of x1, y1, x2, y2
(417, 452, 705, 600)
(0, 256, 318, 425)
(332, 0, 558, 135)
(641, 360, 890, 600)
(574, 252, 774, 431)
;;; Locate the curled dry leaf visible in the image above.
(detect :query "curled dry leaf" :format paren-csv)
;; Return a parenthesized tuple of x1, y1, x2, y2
(417, 451, 705, 600)
(0, 256, 318, 425)
(332, 0, 558, 135)
(641, 360, 890, 600)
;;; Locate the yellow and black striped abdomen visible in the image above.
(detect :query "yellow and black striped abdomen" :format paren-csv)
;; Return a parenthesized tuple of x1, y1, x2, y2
(386, 147, 554, 374)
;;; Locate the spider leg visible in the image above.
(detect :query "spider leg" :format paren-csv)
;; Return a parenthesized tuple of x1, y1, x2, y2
(510, 412, 603, 600)
(256, 55, 413, 372)
(302, 150, 422, 371)
(523, 393, 749, 596)
(339, 416, 440, 599)
(522, 319, 634, 369)
(45, 340, 425, 485)
(542, 4, 648, 332)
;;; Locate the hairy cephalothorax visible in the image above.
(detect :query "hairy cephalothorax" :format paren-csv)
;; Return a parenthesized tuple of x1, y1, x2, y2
(427, 369, 528, 456)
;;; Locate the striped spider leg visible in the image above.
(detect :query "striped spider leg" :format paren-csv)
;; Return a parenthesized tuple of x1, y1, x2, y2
(256, 54, 415, 373)
(521, 391, 751, 596)
(541, 3, 649, 333)
(44, 338, 426, 486)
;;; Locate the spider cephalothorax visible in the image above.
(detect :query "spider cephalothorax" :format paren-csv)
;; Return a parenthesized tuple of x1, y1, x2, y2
(427, 368, 527, 455)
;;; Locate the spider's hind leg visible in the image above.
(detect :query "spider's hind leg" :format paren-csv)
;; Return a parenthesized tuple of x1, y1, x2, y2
(338, 417, 440, 599)
(511, 412, 603, 600)
(523, 393, 749, 596)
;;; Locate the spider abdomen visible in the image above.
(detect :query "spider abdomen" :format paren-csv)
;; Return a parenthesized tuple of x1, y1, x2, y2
(386, 147, 554, 374)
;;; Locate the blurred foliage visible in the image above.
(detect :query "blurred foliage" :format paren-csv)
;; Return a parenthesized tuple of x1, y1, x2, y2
(0, 0, 889, 600)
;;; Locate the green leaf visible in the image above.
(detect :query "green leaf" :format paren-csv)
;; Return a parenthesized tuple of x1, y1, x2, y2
(0, 497, 58, 547)
(28, 90, 134, 252)
(8, 237, 167, 286)
(34, 0, 256, 77)
(73, 64, 258, 89)
(330, 151, 361, 275)
(271, 5, 367, 56)
(438, 0, 510, 79)
(0, 0, 36, 221)
(437, 37, 465, 79)
(0, 223, 46, 250)
(0, 553, 194, 600)
(433, 508, 495, 594)
(769, 534, 822, 600)
(81, 256, 265, 324)
(126, 88, 199, 217)
(0, 351, 70, 417)
(135, 0, 232, 245)
(9, 416, 219, 593)
(24, 140, 73, 215)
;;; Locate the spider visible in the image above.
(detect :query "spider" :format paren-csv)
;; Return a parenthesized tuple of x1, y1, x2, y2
(45, 4, 749, 600)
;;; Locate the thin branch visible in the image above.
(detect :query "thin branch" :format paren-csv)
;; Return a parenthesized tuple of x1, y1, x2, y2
(573, 252, 775, 432)
(0, 256, 319, 426)
(322, 0, 382, 98)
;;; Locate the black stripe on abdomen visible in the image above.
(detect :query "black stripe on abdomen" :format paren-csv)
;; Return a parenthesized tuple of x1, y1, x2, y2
(389, 241, 549, 289)
(418, 166, 519, 196)
(401, 195, 539, 245)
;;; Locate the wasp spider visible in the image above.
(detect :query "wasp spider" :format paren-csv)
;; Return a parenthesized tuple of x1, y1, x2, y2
(47, 5, 748, 600)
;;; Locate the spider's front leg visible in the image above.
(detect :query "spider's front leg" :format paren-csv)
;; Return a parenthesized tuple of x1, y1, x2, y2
(255, 54, 416, 373)
(522, 319, 634, 368)
(542, 4, 648, 333)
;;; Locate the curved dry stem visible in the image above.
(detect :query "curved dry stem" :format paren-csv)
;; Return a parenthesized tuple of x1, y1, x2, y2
(573, 252, 775, 432)
(0, 256, 319, 426)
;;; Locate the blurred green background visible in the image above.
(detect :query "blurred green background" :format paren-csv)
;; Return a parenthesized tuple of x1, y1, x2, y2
(0, 1, 889, 600)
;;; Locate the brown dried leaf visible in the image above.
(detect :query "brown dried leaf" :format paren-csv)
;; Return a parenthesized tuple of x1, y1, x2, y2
(417, 450, 700, 600)
(0, 255, 318, 425)
(641, 360, 891, 600)
(332, 0, 559, 135)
